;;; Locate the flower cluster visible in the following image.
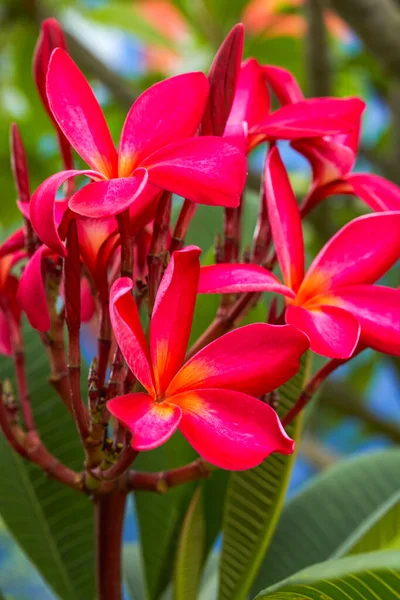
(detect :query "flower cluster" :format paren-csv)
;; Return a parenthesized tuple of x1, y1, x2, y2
(1, 20, 400, 472)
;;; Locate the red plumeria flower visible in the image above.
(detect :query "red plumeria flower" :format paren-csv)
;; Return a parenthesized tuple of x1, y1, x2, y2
(263, 65, 400, 214)
(198, 147, 400, 359)
(224, 58, 365, 153)
(30, 49, 247, 256)
(107, 246, 309, 470)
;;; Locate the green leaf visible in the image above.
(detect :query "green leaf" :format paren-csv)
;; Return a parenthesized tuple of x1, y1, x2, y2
(218, 354, 311, 600)
(0, 321, 94, 600)
(134, 433, 197, 600)
(123, 542, 147, 600)
(336, 490, 400, 556)
(253, 448, 400, 593)
(173, 486, 206, 600)
(254, 550, 400, 599)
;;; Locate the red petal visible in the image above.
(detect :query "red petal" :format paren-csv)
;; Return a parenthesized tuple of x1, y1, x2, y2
(118, 72, 209, 177)
(265, 147, 304, 291)
(76, 215, 117, 276)
(227, 58, 270, 132)
(0, 228, 25, 259)
(198, 263, 294, 297)
(107, 393, 182, 450)
(69, 171, 148, 218)
(263, 65, 304, 105)
(151, 246, 201, 394)
(17, 245, 52, 331)
(167, 323, 309, 397)
(10, 123, 30, 204)
(347, 173, 400, 211)
(330, 285, 400, 356)
(47, 49, 118, 177)
(286, 303, 360, 359)
(144, 136, 246, 208)
(80, 276, 96, 322)
(202, 24, 244, 136)
(110, 278, 154, 393)
(292, 137, 355, 186)
(0, 308, 12, 356)
(175, 388, 294, 470)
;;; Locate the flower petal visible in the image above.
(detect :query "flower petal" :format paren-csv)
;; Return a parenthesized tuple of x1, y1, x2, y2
(17, 245, 52, 331)
(329, 285, 400, 356)
(175, 388, 294, 470)
(118, 72, 209, 177)
(198, 263, 294, 297)
(286, 303, 360, 359)
(151, 246, 201, 394)
(226, 58, 270, 131)
(265, 146, 304, 291)
(30, 169, 101, 256)
(107, 393, 182, 450)
(76, 215, 117, 276)
(47, 49, 118, 177)
(347, 173, 400, 211)
(0, 228, 25, 259)
(68, 171, 148, 218)
(80, 276, 96, 322)
(292, 137, 355, 186)
(110, 277, 154, 393)
(263, 65, 304, 105)
(0, 308, 12, 356)
(143, 136, 246, 208)
(202, 23, 244, 136)
(167, 323, 309, 397)
(300, 212, 400, 298)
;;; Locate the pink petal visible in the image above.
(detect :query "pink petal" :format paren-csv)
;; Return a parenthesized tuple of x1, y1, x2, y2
(330, 285, 400, 356)
(347, 173, 400, 211)
(118, 73, 209, 177)
(68, 171, 148, 218)
(202, 23, 244, 136)
(286, 303, 360, 359)
(76, 215, 117, 276)
(226, 58, 270, 131)
(129, 183, 161, 235)
(110, 277, 154, 393)
(0, 228, 25, 259)
(80, 276, 96, 322)
(265, 147, 304, 291)
(174, 388, 294, 470)
(143, 136, 246, 208)
(300, 212, 400, 297)
(223, 122, 248, 154)
(17, 245, 52, 332)
(0, 308, 12, 356)
(47, 49, 118, 177)
(151, 246, 201, 395)
(263, 65, 304, 105)
(198, 263, 295, 297)
(251, 97, 365, 148)
(292, 137, 355, 185)
(167, 323, 309, 397)
(30, 169, 101, 256)
(107, 393, 182, 450)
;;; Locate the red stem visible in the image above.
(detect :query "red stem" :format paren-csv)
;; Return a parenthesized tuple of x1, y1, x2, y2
(147, 191, 172, 313)
(170, 199, 197, 253)
(95, 490, 127, 600)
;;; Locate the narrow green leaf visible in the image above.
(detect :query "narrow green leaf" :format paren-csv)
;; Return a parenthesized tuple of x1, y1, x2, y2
(0, 321, 94, 600)
(254, 550, 400, 599)
(253, 448, 400, 593)
(123, 542, 147, 600)
(336, 490, 400, 556)
(174, 486, 206, 600)
(218, 354, 311, 600)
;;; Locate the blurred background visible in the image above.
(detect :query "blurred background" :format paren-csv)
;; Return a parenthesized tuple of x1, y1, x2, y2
(1, 0, 400, 597)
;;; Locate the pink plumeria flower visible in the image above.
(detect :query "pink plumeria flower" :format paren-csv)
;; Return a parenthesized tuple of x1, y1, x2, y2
(263, 65, 400, 214)
(107, 246, 309, 470)
(30, 49, 247, 256)
(224, 58, 365, 153)
(198, 147, 400, 360)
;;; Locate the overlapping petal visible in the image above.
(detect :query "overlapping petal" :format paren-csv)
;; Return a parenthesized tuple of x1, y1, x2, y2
(118, 73, 209, 177)
(107, 393, 182, 450)
(68, 171, 148, 218)
(292, 138, 355, 185)
(265, 147, 304, 291)
(30, 169, 102, 256)
(329, 285, 400, 356)
(198, 263, 294, 297)
(175, 388, 294, 470)
(227, 58, 270, 131)
(110, 277, 154, 393)
(347, 173, 400, 211)
(286, 304, 360, 359)
(300, 212, 400, 298)
(143, 136, 246, 208)
(47, 49, 118, 177)
(17, 245, 51, 331)
(167, 323, 309, 397)
(151, 246, 201, 394)
(76, 215, 117, 276)
(263, 65, 304, 105)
